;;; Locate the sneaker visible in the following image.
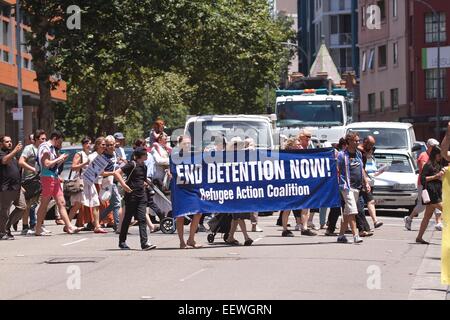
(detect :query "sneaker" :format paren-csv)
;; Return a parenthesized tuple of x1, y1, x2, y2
(0, 233, 14, 240)
(26, 229, 36, 236)
(119, 242, 130, 250)
(404, 216, 412, 231)
(6, 230, 15, 240)
(282, 230, 294, 237)
(41, 226, 52, 234)
(21, 228, 29, 236)
(142, 244, 157, 251)
(374, 221, 383, 229)
(353, 235, 363, 244)
(294, 224, 302, 231)
(301, 229, 317, 236)
(337, 235, 348, 243)
(435, 222, 443, 231)
(251, 225, 263, 232)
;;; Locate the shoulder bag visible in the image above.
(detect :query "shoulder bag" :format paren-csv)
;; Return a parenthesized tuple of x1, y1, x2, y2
(63, 152, 84, 195)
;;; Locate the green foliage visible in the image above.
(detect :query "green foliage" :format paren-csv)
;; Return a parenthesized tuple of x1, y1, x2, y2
(25, 0, 295, 140)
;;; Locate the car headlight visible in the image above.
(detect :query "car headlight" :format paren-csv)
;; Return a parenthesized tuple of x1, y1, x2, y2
(393, 183, 416, 191)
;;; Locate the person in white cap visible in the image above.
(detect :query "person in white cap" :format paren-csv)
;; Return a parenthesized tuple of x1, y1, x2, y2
(404, 138, 443, 231)
(113, 132, 127, 167)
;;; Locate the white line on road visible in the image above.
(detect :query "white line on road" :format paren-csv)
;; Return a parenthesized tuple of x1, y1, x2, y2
(180, 268, 206, 282)
(254, 237, 264, 243)
(62, 238, 88, 247)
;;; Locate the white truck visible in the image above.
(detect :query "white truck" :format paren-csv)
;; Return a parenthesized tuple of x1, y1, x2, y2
(273, 78, 353, 146)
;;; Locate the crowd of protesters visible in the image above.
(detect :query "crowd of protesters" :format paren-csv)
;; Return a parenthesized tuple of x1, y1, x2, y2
(1, 120, 449, 249)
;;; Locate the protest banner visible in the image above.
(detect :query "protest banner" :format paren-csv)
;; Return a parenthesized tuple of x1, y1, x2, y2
(170, 149, 340, 217)
(82, 155, 109, 186)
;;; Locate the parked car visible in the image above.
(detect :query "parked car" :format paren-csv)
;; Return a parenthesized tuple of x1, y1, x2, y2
(371, 149, 418, 213)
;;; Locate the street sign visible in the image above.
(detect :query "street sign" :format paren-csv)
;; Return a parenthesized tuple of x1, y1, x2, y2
(12, 107, 23, 121)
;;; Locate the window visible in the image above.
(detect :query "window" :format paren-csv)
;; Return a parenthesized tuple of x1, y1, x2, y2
(361, 51, 367, 72)
(362, 6, 366, 27)
(378, 45, 387, 68)
(2, 21, 8, 46)
(377, 0, 386, 21)
(23, 57, 30, 69)
(368, 93, 376, 113)
(380, 91, 385, 112)
(1, 4, 11, 17)
(393, 42, 398, 65)
(391, 88, 399, 110)
(331, 16, 338, 34)
(368, 48, 375, 70)
(2, 50, 9, 63)
(393, 0, 398, 18)
(425, 69, 446, 99)
(425, 12, 446, 43)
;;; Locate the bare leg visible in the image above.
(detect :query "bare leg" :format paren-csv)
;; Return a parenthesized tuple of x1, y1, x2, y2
(55, 194, 77, 232)
(282, 210, 290, 231)
(68, 202, 82, 221)
(367, 200, 377, 224)
(227, 219, 239, 242)
(416, 204, 436, 241)
(348, 215, 357, 236)
(176, 217, 186, 248)
(237, 219, 250, 241)
(301, 209, 310, 231)
(187, 214, 202, 247)
(35, 197, 51, 234)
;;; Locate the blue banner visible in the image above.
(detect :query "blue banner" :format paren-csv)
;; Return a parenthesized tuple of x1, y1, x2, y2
(170, 149, 340, 217)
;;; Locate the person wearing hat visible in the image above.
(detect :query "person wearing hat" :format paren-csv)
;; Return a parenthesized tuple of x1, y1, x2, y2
(404, 138, 443, 231)
(113, 132, 127, 167)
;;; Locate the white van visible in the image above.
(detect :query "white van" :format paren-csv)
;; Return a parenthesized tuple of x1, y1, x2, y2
(345, 122, 421, 156)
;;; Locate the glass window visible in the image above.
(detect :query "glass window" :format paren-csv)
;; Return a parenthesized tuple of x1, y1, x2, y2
(378, 45, 387, 68)
(425, 68, 446, 99)
(374, 153, 414, 174)
(348, 128, 409, 149)
(368, 48, 375, 70)
(390, 88, 399, 110)
(425, 12, 446, 43)
(393, 0, 398, 18)
(377, 0, 386, 21)
(331, 16, 338, 34)
(361, 51, 367, 72)
(276, 101, 345, 127)
(368, 93, 376, 113)
(362, 6, 366, 27)
(380, 91, 385, 112)
(393, 42, 398, 65)
(2, 21, 9, 46)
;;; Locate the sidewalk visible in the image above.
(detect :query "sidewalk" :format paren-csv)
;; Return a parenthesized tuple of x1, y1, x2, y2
(408, 229, 449, 300)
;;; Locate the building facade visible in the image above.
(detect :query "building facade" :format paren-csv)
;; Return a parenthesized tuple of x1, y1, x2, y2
(359, 0, 450, 140)
(298, 0, 359, 76)
(276, 0, 299, 75)
(0, 0, 66, 142)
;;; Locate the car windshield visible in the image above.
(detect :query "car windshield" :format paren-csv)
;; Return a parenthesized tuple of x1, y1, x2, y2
(374, 153, 415, 173)
(347, 128, 409, 149)
(276, 101, 344, 127)
(187, 120, 272, 150)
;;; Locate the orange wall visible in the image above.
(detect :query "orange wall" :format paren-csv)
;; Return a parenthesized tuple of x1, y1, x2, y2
(0, 62, 67, 101)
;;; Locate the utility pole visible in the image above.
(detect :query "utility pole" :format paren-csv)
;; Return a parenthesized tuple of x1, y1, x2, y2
(15, 0, 24, 143)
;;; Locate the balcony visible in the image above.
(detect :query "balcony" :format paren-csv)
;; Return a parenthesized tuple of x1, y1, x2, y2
(330, 33, 352, 46)
(329, 0, 352, 12)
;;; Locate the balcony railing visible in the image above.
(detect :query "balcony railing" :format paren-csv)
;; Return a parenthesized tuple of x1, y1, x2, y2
(330, 33, 352, 46)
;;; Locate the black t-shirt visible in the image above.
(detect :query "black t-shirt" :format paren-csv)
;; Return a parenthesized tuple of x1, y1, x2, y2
(122, 161, 147, 199)
(0, 149, 21, 191)
(348, 151, 363, 190)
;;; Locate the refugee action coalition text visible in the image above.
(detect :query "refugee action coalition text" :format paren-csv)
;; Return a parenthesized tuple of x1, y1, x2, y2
(175, 158, 332, 204)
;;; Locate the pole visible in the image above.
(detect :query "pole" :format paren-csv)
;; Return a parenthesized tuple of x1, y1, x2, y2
(15, 0, 23, 143)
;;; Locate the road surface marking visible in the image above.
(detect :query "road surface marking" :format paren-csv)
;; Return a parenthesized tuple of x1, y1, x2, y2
(180, 268, 206, 282)
(254, 237, 264, 242)
(62, 238, 88, 246)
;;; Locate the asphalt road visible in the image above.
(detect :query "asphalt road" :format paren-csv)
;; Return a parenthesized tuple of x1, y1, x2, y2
(0, 210, 446, 300)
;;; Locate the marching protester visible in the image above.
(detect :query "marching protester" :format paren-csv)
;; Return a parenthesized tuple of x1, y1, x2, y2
(173, 135, 203, 249)
(113, 132, 127, 167)
(152, 132, 172, 190)
(35, 131, 81, 236)
(404, 138, 443, 231)
(18, 129, 47, 235)
(224, 137, 253, 246)
(415, 146, 446, 244)
(0, 136, 26, 240)
(336, 132, 369, 244)
(359, 136, 384, 229)
(114, 147, 156, 250)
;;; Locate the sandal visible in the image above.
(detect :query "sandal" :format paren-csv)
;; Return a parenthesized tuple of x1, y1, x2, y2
(225, 239, 240, 246)
(180, 243, 189, 249)
(416, 238, 429, 245)
(186, 241, 203, 249)
(94, 227, 108, 234)
(244, 238, 254, 246)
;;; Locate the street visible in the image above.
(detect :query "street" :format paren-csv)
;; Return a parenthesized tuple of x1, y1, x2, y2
(0, 211, 447, 300)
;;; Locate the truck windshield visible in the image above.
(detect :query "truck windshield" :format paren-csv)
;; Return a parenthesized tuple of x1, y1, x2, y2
(374, 154, 415, 173)
(347, 128, 409, 149)
(186, 120, 272, 150)
(276, 101, 344, 127)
